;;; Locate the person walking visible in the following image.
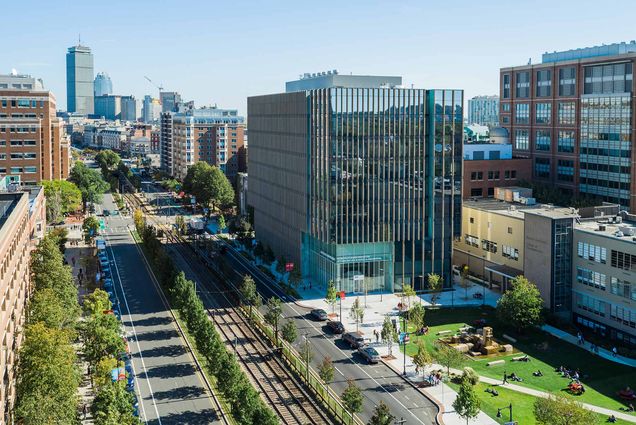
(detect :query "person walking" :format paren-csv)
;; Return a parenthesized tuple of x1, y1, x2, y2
(502, 371, 508, 384)
(82, 403, 88, 419)
(612, 346, 618, 357)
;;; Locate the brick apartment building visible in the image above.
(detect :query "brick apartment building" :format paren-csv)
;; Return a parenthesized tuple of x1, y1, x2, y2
(0, 73, 70, 184)
(0, 183, 45, 422)
(499, 41, 636, 210)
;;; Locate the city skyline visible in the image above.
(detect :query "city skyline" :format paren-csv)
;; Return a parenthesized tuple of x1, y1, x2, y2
(2, 0, 636, 114)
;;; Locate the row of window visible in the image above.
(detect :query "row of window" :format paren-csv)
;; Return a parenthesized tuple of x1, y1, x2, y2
(1, 166, 37, 173)
(0, 126, 38, 133)
(502, 67, 578, 99)
(0, 153, 37, 160)
(469, 170, 518, 182)
(576, 292, 606, 317)
(579, 178, 630, 191)
(0, 99, 45, 109)
(512, 102, 577, 125)
(611, 305, 636, 329)
(0, 140, 37, 147)
(609, 277, 636, 301)
(611, 249, 636, 271)
(482, 239, 497, 253)
(580, 147, 631, 158)
(580, 162, 631, 174)
(577, 242, 607, 264)
(576, 266, 606, 290)
(502, 245, 519, 260)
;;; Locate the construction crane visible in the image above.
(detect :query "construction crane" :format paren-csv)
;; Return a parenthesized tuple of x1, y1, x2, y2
(144, 76, 164, 93)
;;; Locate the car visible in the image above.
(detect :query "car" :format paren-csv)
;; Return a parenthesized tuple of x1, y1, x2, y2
(310, 309, 328, 321)
(326, 320, 345, 334)
(342, 331, 365, 349)
(103, 209, 110, 216)
(357, 346, 380, 364)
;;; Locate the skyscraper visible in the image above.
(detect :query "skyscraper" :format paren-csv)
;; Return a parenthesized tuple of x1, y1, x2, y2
(66, 44, 94, 115)
(120, 95, 138, 121)
(94, 72, 113, 97)
(467, 95, 499, 126)
(248, 74, 463, 293)
(142, 95, 161, 123)
(160, 91, 182, 113)
(499, 41, 636, 210)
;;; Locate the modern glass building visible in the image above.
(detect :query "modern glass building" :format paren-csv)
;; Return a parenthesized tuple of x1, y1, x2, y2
(94, 72, 113, 97)
(249, 75, 462, 293)
(66, 45, 94, 115)
(467, 95, 499, 127)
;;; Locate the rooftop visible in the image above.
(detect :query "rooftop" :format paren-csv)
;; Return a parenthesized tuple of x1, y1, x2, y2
(575, 213, 636, 243)
(286, 73, 403, 92)
(542, 41, 636, 64)
(463, 198, 577, 220)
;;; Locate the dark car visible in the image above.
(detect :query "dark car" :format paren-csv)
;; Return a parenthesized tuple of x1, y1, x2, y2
(357, 346, 380, 364)
(342, 331, 365, 349)
(103, 209, 110, 216)
(310, 309, 328, 321)
(327, 320, 345, 334)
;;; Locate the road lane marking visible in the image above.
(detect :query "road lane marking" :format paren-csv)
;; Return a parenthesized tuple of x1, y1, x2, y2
(106, 230, 162, 425)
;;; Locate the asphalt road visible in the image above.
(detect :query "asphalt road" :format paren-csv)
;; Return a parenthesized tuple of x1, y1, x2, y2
(138, 180, 439, 424)
(97, 194, 223, 425)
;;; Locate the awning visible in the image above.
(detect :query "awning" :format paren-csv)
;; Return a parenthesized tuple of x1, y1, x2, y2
(485, 263, 523, 279)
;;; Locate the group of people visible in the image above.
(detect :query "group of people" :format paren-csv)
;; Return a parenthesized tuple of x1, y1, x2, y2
(416, 326, 429, 336)
(426, 372, 443, 386)
(502, 371, 523, 384)
(557, 365, 583, 381)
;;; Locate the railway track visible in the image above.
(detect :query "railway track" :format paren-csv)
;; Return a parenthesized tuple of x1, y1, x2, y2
(125, 192, 333, 425)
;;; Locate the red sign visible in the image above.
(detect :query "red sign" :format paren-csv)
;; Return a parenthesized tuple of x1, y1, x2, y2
(285, 262, 294, 272)
(339, 291, 345, 300)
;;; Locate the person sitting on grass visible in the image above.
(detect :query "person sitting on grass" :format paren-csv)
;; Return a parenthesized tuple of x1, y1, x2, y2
(533, 370, 543, 377)
(608, 414, 617, 423)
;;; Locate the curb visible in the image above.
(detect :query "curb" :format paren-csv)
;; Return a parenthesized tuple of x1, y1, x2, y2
(381, 359, 445, 425)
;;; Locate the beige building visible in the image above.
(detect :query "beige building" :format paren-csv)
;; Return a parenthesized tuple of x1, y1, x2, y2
(573, 215, 636, 346)
(0, 184, 45, 421)
(454, 198, 577, 313)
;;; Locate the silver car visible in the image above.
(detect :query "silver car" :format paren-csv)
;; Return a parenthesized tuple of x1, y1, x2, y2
(357, 346, 380, 364)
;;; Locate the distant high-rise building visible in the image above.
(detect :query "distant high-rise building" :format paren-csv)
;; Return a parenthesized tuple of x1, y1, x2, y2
(160, 91, 182, 113)
(499, 40, 636, 210)
(467, 95, 499, 127)
(66, 44, 94, 115)
(120, 95, 138, 121)
(94, 72, 113, 97)
(248, 73, 462, 293)
(94, 94, 121, 120)
(0, 73, 71, 182)
(142, 95, 161, 123)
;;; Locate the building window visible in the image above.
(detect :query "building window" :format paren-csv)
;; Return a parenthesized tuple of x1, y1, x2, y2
(470, 188, 482, 197)
(536, 69, 552, 97)
(470, 171, 483, 181)
(557, 131, 575, 153)
(610, 305, 636, 328)
(535, 103, 551, 124)
(502, 116, 510, 124)
(502, 103, 511, 112)
(465, 234, 479, 247)
(576, 267, 606, 290)
(576, 293, 606, 317)
(515, 103, 529, 124)
(515, 72, 530, 98)
(502, 245, 519, 260)
(611, 249, 636, 271)
(578, 242, 607, 264)
(584, 63, 633, 95)
(610, 277, 636, 301)
(487, 170, 500, 180)
(559, 67, 576, 96)
(487, 187, 494, 196)
(507, 227, 513, 234)
(558, 102, 576, 125)
(503, 74, 511, 99)
(481, 239, 498, 253)
(515, 129, 529, 150)
(535, 158, 550, 178)
(557, 159, 574, 182)
(535, 130, 551, 151)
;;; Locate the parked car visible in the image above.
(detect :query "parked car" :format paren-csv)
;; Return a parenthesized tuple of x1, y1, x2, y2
(326, 320, 345, 334)
(310, 309, 328, 321)
(342, 331, 365, 349)
(103, 209, 110, 216)
(357, 346, 380, 364)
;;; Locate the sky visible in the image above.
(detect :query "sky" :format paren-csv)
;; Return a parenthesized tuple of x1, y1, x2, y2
(3, 0, 636, 116)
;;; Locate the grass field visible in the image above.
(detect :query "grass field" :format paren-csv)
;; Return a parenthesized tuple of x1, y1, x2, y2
(446, 381, 610, 424)
(401, 306, 636, 415)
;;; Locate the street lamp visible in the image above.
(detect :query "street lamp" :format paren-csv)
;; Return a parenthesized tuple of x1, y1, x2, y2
(402, 314, 408, 376)
(496, 403, 513, 422)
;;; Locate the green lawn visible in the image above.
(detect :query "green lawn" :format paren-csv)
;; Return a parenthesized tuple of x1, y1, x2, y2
(401, 306, 636, 415)
(446, 381, 609, 425)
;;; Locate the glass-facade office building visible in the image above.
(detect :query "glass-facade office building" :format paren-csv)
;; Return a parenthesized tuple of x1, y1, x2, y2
(249, 78, 462, 294)
(66, 45, 94, 115)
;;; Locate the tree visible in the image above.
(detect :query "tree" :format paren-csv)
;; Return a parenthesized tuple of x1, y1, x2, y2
(281, 320, 298, 344)
(534, 394, 598, 425)
(82, 313, 125, 366)
(133, 209, 145, 234)
(318, 356, 335, 385)
(299, 336, 313, 379)
(15, 323, 80, 425)
(325, 279, 338, 315)
(496, 275, 544, 332)
(381, 314, 398, 357)
(412, 340, 432, 376)
(434, 341, 465, 375)
(452, 378, 480, 425)
(183, 162, 234, 212)
(49, 227, 69, 253)
(428, 273, 443, 306)
(174, 214, 187, 235)
(368, 401, 395, 425)
(41, 180, 82, 223)
(84, 289, 113, 316)
(240, 275, 258, 319)
(69, 161, 109, 209)
(408, 303, 425, 332)
(95, 150, 122, 171)
(459, 265, 471, 299)
(83, 215, 101, 243)
(92, 381, 139, 425)
(28, 288, 75, 331)
(349, 297, 365, 332)
(94, 356, 118, 388)
(217, 214, 226, 233)
(341, 379, 363, 414)
(403, 283, 416, 309)
(264, 297, 282, 346)
(460, 367, 480, 386)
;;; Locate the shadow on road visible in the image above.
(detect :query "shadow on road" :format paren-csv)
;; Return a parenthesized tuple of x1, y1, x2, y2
(141, 344, 187, 358)
(147, 408, 219, 425)
(140, 362, 197, 379)
(135, 329, 180, 341)
(152, 385, 206, 401)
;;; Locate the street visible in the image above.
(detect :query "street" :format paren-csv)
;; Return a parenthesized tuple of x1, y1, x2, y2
(98, 194, 224, 424)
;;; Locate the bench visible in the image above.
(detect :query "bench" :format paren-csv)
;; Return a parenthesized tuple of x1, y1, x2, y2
(436, 330, 453, 336)
(486, 360, 505, 366)
(503, 334, 517, 343)
(512, 356, 527, 361)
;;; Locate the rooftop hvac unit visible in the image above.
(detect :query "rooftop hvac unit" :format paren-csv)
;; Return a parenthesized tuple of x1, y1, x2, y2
(598, 224, 607, 231)
(619, 226, 635, 236)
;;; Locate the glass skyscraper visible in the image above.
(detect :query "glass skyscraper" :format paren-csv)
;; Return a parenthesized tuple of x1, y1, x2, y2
(94, 72, 113, 97)
(66, 45, 94, 115)
(249, 75, 462, 294)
